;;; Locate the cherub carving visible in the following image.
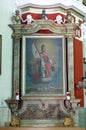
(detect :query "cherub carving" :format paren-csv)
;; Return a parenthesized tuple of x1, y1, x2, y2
(55, 15, 63, 24)
(21, 14, 34, 24)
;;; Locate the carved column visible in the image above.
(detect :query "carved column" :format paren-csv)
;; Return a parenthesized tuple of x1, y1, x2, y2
(67, 38, 75, 98)
(12, 34, 21, 98)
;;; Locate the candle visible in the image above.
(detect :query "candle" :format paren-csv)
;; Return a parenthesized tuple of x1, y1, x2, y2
(66, 92, 71, 100)
(16, 92, 19, 100)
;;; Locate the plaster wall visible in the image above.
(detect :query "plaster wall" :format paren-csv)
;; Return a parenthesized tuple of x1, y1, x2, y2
(0, 0, 16, 126)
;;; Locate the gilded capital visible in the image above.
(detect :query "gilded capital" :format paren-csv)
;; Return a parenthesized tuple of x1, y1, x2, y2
(12, 33, 22, 39)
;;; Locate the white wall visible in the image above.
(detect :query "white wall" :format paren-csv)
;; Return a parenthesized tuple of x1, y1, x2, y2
(0, 0, 16, 126)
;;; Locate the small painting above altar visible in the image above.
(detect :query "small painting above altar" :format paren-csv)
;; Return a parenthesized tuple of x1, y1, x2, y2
(22, 35, 66, 97)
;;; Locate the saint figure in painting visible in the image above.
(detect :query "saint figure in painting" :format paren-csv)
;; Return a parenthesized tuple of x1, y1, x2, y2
(32, 43, 55, 83)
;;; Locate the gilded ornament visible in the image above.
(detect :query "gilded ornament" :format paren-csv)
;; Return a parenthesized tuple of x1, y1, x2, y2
(12, 10, 21, 24)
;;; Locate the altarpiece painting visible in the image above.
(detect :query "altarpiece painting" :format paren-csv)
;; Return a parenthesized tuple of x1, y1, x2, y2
(22, 35, 66, 97)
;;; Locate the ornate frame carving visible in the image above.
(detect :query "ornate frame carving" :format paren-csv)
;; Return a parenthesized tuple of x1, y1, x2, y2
(9, 20, 78, 99)
(6, 19, 81, 127)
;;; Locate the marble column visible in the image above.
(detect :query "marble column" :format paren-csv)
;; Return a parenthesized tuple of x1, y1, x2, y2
(67, 38, 75, 98)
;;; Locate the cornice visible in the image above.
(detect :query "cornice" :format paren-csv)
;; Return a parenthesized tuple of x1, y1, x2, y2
(16, 0, 86, 16)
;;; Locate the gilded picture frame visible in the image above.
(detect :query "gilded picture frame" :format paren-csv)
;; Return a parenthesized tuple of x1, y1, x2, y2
(22, 35, 66, 97)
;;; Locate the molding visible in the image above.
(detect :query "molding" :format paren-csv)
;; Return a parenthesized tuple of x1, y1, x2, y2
(9, 20, 78, 38)
(16, 0, 86, 16)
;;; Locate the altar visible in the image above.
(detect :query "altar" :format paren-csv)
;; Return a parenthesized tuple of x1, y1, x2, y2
(5, 0, 86, 128)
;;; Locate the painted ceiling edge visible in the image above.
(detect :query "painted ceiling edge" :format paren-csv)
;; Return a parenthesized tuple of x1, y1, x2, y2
(16, 0, 86, 16)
